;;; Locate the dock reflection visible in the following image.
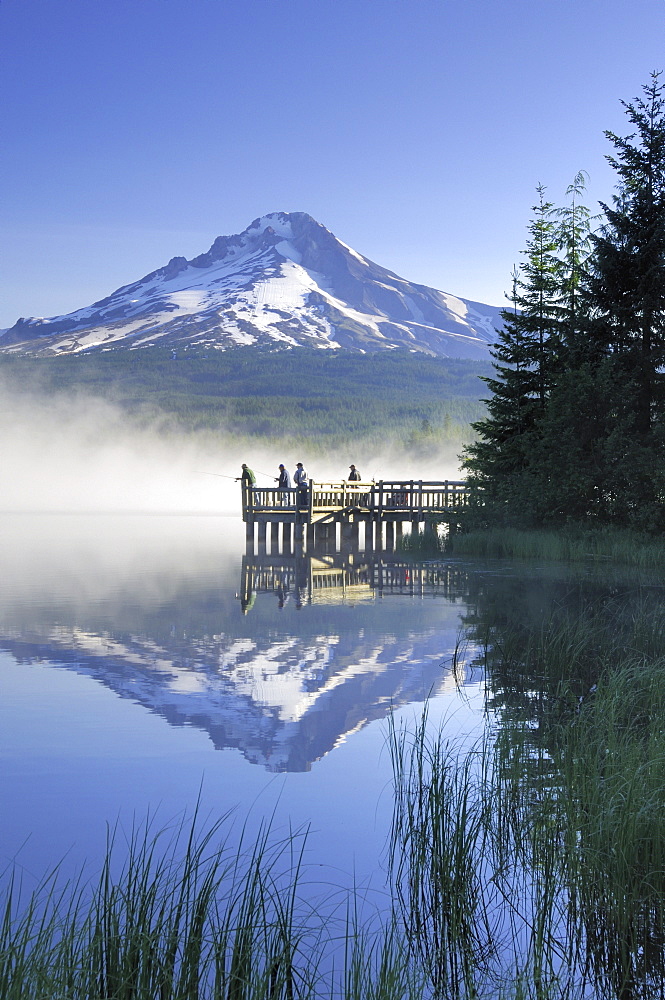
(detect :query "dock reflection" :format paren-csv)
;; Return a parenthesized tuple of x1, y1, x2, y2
(239, 540, 469, 614)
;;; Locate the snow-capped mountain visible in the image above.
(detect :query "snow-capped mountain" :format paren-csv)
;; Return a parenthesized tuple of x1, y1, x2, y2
(0, 213, 503, 358)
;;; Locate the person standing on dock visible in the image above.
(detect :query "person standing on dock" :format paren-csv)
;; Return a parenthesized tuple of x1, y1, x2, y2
(276, 464, 292, 505)
(294, 462, 308, 506)
(348, 464, 361, 481)
(236, 463, 256, 485)
(237, 463, 256, 510)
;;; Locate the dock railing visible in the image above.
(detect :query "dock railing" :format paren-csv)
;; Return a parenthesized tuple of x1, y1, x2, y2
(243, 480, 470, 521)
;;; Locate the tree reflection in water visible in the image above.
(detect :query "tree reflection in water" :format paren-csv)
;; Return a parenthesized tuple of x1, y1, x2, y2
(390, 572, 665, 999)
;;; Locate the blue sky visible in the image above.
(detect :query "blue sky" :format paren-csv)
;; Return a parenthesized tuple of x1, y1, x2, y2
(1, 0, 664, 328)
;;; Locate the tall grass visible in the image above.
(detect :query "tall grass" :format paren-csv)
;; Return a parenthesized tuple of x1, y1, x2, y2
(556, 657, 665, 1000)
(0, 811, 428, 1000)
(340, 913, 426, 1000)
(388, 708, 576, 1000)
(387, 596, 665, 999)
(488, 597, 665, 999)
(4, 598, 665, 999)
(0, 815, 329, 1000)
(388, 709, 495, 997)
(450, 525, 665, 569)
(397, 525, 445, 556)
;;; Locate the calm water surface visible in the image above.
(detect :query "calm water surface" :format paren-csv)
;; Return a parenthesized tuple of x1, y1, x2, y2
(0, 513, 491, 898)
(4, 514, 662, 998)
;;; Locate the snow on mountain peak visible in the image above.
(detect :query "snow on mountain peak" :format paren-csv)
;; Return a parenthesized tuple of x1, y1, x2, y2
(0, 212, 503, 357)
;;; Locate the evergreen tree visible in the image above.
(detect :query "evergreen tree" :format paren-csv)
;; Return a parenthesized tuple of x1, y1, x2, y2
(556, 170, 595, 351)
(526, 171, 608, 523)
(463, 273, 531, 499)
(514, 184, 565, 406)
(587, 71, 665, 436)
(463, 75, 665, 531)
(577, 72, 665, 528)
(464, 187, 563, 520)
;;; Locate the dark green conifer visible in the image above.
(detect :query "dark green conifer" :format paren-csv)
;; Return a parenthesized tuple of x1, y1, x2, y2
(464, 187, 563, 521)
(587, 71, 665, 436)
(465, 76, 665, 531)
(556, 170, 595, 353)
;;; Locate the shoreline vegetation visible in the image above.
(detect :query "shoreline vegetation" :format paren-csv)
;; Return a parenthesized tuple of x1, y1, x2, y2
(4, 593, 664, 999)
(400, 522, 665, 571)
(449, 524, 665, 569)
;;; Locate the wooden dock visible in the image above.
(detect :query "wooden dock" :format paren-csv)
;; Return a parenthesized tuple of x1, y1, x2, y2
(242, 479, 470, 551)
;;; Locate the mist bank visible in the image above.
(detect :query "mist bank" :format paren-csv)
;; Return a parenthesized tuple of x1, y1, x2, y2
(0, 378, 469, 514)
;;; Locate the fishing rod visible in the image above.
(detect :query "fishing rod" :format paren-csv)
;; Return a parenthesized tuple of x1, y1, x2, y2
(195, 469, 276, 481)
(194, 471, 238, 480)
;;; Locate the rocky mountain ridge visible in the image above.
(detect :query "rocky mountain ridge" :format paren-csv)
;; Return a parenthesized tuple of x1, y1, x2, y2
(0, 212, 503, 358)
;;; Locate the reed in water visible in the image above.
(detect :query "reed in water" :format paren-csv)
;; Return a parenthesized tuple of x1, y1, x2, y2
(3, 598, 665, 999)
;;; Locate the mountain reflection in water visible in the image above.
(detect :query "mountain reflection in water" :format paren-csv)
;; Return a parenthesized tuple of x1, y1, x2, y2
(0, 515, 481, 773)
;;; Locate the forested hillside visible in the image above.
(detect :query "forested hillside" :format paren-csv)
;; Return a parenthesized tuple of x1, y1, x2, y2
(465, 73, 665, 533)
(0, 347, 491, 456)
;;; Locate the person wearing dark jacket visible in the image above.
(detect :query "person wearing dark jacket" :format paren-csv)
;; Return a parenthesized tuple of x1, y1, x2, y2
(348, 465, 361, 482)
(237, 463, 256, 510)
(294, 462, 308, 506)
(237, 463, 256, 485)
(276, 464, 292, 505)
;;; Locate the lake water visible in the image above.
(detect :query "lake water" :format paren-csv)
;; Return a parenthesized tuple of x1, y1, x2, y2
(4, 513, 664, 998)
(0, 513, 489, 901)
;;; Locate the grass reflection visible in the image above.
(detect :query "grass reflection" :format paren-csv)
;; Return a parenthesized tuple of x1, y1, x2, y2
(388, 595, 665, 998)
